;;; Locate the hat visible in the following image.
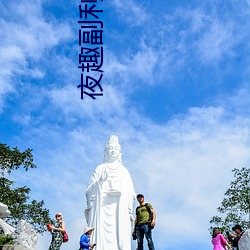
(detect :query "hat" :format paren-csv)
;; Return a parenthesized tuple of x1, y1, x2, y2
(55, 212, 63, 218)
(232, 225, 243, 231)
(84, 227, 94, 234)
(136, 194, 144, 198)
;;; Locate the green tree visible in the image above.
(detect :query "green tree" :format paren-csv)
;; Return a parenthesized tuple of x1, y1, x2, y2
(210, 167, 250, 232)
(0, 143, 52, 233)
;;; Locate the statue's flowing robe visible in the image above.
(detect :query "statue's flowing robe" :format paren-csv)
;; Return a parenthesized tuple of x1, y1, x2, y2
(239, 229, 250, 250)
(85, 163, 136, 250)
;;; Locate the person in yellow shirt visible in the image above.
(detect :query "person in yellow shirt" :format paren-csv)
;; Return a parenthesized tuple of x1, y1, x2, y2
(133, 194, 156, 250)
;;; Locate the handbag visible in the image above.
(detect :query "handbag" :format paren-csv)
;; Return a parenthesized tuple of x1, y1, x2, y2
(62, 231, 69, 242)
(46, 224, 52, 232)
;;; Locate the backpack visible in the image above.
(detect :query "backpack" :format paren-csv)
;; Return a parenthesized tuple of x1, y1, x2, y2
(136, 203, 154, 229)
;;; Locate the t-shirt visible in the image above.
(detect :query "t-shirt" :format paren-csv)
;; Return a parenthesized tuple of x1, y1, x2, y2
(212, 234, 227, 250)
(136, 203, 153, 225)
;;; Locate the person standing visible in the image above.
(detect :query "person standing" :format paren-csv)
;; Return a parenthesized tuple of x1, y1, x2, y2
(231, 225, 244, 250)
(79, 227, 96, 250)
(211, 227, 232, 250)
(133, 194, 156, 250)
(49, 212, 66, 250)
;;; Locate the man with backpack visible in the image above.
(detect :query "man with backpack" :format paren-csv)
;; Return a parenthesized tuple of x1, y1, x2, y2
(132, 194, 156, 250)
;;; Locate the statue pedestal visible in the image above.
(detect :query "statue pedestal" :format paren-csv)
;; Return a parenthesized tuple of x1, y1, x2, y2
(2, 245, 26, 250)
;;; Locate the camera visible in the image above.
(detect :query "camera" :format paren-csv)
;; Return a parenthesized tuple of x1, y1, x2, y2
(132, 231, 137, 240)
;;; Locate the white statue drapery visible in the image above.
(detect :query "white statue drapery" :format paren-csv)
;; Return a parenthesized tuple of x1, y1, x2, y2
(85, 135, 136, 250)
(0, 202, 15, 235)
(239, 229, 250, 250)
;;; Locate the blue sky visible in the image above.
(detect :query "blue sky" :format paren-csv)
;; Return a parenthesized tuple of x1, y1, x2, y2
(1, 0, 250, 249)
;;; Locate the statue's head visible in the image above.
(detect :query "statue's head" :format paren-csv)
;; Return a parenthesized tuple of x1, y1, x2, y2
(104, 135, 122, 163)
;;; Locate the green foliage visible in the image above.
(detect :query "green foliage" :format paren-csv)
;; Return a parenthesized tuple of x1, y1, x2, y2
(210, 167, 250, 232)
(0, 234, 14, 246)
(0, 144, 36, 175)
(0, 143, 52, 234)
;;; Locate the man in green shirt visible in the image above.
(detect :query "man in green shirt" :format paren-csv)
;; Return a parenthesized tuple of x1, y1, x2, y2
(133, 194, 156, 250)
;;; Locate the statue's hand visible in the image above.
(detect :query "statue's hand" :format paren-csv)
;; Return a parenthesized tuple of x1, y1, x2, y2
(129, 213, 135, 222)
(86, 195, 95, 209)
(101, 171, 108, 181)
(87, 201, 93, 208)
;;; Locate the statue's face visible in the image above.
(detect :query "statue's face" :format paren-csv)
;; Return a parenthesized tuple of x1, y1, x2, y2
(107, 142, 121, 160)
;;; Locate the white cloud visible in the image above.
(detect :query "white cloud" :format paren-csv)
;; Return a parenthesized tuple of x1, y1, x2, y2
(126, 43, 158, 85)
(189, 8, 210, 33)
(112, 0, 148, 26)
(103, 43, 159, 91)
(221, 83, 250, 115)
(196, 20, 235, 63)
(0, 0, 72, 111)
(156, 6, 243, 69)
(47, 83, 126, 120)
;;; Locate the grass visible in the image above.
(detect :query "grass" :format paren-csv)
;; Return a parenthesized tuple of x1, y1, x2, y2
(0, 234, 14, 247)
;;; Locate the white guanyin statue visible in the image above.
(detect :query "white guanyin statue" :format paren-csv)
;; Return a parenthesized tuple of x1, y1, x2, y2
(85, 135, 136, 250)
(238, 228, 250, 250)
